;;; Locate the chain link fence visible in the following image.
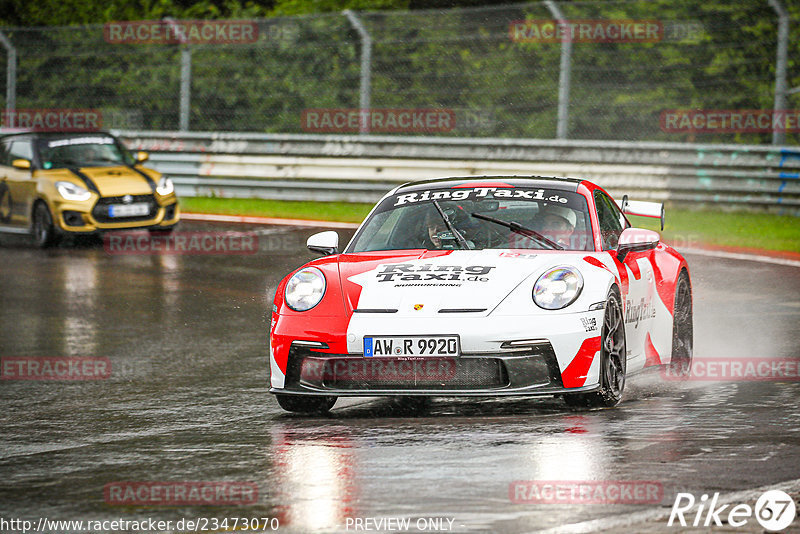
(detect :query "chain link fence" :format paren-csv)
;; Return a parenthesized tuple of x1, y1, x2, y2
(0, 1, 798, 144)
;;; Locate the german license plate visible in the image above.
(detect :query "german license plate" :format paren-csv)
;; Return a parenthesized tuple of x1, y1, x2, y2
(108, 203, 149, 218)
(363, 336, 460, 357)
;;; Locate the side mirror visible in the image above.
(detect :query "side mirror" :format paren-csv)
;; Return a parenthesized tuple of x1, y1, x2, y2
(135, 151, 149, 163)
(617, 227, 659, 262)
(12, 158, 31, 170)
(307, 231, 339, 256)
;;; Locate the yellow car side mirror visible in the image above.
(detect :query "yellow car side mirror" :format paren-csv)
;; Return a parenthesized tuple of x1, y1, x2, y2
(135, 151, 149, 163)
(12, 158, 31, 170)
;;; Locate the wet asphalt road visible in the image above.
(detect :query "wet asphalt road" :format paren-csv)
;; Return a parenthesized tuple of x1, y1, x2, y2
(1, 221, 799, 534)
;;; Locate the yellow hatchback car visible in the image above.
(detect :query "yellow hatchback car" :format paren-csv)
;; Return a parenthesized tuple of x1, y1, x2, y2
(0, 131, 179, 247)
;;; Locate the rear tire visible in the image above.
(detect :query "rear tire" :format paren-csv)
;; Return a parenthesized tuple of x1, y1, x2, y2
(668, 271, 693, 378)
(32, 201, 59, 248)
(275, 394, 336, 414)
(564, 288, 626, 408)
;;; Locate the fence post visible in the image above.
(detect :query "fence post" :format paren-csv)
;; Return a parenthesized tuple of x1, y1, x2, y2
(179, 47, 192, 131)
(165, 18, 192, 131)
(768, 0, 789, 146)
(344, 10, 372, 134)
(545, 1, 571, 140)
(0, 30, 17, 127)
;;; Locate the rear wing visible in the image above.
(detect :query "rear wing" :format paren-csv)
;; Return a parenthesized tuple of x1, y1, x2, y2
(616, 195, 665, 231)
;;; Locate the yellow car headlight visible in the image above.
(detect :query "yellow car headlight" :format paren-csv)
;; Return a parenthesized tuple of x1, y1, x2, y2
(156, 176, 174, 196)
(56, 181, 91, 202)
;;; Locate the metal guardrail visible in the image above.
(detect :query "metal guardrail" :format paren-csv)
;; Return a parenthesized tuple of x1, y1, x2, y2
(114, 131, 800, 213)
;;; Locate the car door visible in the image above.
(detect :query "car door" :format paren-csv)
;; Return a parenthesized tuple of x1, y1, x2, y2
(594, 190, 654, 371)
(3, 138, 37, 227)
(0, 140, 11, 225)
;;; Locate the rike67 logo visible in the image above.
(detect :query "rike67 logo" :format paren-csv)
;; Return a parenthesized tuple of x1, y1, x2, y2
(668, 490, 797, 531)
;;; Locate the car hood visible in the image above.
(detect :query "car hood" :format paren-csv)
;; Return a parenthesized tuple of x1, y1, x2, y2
(44, 166, 157, 197)
(337, 249, 582, 317)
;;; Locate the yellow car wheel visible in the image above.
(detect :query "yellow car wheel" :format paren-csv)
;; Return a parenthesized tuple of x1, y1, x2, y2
(32, 202, 59, 248)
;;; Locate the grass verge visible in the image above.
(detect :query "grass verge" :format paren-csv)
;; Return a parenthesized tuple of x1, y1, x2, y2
(181, 197, 373, 223)
(630, 208, 800, 253)
(181, 197, 800, 253)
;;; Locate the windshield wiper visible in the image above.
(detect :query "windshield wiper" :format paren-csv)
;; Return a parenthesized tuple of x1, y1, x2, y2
(432, 200, 470, 250)
(471, 212, 563, 250)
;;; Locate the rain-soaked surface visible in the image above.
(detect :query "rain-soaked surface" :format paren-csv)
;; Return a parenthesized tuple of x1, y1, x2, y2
(1, 221, 799, 533)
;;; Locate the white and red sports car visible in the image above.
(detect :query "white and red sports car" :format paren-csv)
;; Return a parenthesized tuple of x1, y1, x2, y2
(269, 177, 692, 413)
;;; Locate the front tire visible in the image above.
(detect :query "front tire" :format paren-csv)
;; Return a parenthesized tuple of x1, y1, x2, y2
(275, 394, 336, 415)
(668, 271, 693, 378)
(564, 288, 627, 408)
(148, 225, 176, 235)
(391, 396, 431, 415)
(32, 201, 59, 248)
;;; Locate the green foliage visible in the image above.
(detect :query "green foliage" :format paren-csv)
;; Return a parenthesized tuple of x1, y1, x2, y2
(0, 0, 798, 144)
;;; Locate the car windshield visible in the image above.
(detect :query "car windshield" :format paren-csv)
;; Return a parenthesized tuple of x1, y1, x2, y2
(348, 185, 594, 252)
(34, 135, 134, 169)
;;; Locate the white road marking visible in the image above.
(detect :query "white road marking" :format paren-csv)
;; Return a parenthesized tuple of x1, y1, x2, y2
(182, 213, 800, 267)
(181, 212, 359, 229)
(0, 225, 31, 235)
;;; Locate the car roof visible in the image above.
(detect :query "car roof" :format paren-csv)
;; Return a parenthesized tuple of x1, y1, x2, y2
(0, 130, 116, 141)
(394, 175, 583, 193)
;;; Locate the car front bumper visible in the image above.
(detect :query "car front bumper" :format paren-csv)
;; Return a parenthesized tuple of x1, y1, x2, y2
(269, 309, 606, 397)
(51, 194, 179, 233)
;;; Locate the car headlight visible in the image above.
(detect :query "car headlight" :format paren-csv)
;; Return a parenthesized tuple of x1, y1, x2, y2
(56, 181, 91, 202)
(285, 267, 326, 312)
(156, 176, 174, 196)
(533, 266, 583, 310)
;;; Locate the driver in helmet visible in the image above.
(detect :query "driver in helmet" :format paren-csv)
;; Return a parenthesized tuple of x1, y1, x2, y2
(534, 204, 577, 248)
(422, 209, 450, 249)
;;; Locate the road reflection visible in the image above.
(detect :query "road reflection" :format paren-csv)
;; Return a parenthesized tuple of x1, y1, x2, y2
(270, 426, 358, 531)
